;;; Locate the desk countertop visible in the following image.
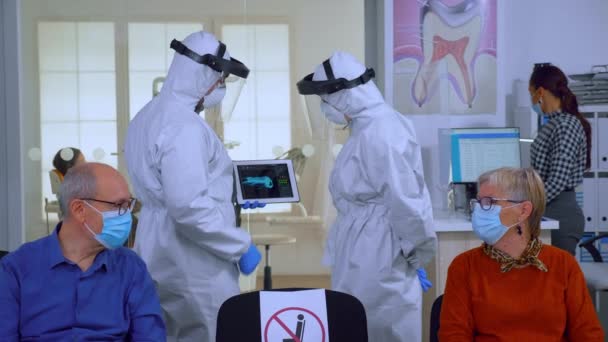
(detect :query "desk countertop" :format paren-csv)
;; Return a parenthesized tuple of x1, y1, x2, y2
(433, 210, 559, 232)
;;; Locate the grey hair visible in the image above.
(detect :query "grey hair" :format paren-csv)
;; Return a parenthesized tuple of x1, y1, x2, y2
(478, 167, 526, 201)
(477, 167, 546, 237)
(58, 163, 97, 217)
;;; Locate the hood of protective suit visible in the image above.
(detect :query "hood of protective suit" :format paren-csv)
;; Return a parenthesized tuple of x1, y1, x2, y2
(160, 31, 230, 110)
(312, 51, 386, 120)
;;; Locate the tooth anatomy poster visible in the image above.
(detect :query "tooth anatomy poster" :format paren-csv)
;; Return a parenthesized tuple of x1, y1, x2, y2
(393, 0, 497, 114)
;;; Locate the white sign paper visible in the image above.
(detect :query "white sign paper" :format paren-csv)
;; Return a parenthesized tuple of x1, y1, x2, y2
(260, 289, 329, 342)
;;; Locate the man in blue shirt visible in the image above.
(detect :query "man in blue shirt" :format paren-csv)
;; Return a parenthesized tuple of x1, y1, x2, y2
(0, 162, 166, 341)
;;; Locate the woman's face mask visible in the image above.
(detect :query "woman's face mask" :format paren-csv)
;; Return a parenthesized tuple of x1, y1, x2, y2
(471, 202, 522, 245)
(530, 87, 544, 116)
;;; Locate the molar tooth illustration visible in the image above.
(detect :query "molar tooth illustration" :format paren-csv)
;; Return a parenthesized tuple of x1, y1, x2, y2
(243, 176, 274, 189)
(393, 0, 496, 114)
(413, 0, 481, 107)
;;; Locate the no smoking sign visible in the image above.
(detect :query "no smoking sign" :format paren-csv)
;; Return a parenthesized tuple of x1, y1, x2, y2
(264, 307, 326, 342)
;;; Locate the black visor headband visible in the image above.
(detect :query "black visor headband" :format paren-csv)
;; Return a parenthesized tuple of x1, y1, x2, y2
(297, 59, 375, 95)
(170, 39, 250, 79)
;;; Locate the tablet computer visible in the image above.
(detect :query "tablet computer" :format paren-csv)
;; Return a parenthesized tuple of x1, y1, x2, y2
(233, 159, 300, 204)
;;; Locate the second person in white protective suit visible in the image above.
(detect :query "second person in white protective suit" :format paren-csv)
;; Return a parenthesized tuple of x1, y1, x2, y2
(125, 31, 261, 341)
(297, 52, 437, 341)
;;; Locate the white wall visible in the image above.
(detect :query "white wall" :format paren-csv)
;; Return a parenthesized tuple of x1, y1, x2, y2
(0, 0, 25, 252)
(19, 0, 364, 274)
(383, 0, 608, 209)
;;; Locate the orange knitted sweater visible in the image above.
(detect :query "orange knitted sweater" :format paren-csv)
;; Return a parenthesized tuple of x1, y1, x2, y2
(439, 245, 604, 341)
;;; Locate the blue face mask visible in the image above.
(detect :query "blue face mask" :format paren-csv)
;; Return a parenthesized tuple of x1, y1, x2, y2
(532, 102, 544, 116)
(471, 203, 520, 245)
(84, 202, 132, 249)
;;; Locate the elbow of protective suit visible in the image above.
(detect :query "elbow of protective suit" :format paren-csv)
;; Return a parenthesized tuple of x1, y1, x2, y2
(402, 236, 437, 269)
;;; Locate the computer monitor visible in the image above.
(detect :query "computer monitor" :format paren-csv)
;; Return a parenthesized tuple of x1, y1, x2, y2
(450, 127, 521, 183)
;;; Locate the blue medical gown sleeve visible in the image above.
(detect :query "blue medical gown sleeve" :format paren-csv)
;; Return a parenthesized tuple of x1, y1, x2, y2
(364, 123, 437, 268)
(127, 257, 167, 340)
(158, 123, 250, 262)
(0, 260, 20, 341)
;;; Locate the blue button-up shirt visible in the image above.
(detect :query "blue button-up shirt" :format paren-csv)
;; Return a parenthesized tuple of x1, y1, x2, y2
(0, 224, 166, 341)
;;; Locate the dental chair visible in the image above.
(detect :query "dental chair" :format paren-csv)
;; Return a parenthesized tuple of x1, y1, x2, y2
(44, 170, 63, 234)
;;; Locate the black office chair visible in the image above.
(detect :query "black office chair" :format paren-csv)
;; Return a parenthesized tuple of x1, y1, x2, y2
(216, 288, 368, 342)
(0, 250, 8, 260)
(430, 294, 444, 342)
(578, 233, 608, 311)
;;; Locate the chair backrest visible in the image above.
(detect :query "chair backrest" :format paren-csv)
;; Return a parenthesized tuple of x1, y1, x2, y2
(49, 170, 63, 195)
(430, 294, 444, 342)
(217, 288, 368, 342)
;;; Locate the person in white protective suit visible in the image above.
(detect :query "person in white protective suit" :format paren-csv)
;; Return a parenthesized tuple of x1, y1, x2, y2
(297, 52, 437, 341)
(125, 31, 262, 342)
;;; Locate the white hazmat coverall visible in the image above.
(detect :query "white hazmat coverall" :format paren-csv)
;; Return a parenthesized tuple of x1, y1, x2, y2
(316, 52, 437, 342)
(125, 31, 251, 342)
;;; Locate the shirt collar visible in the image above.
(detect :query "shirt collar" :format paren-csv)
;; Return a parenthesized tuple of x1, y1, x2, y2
(47, 222, 110, 272)
(48, 223, 67, 269)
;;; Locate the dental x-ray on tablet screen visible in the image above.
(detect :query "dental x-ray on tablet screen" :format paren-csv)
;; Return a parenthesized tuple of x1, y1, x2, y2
(233, 159, 300, 204)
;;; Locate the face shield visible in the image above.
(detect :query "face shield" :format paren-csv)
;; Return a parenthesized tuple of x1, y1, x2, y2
(171, 39, 248, 119)
(297, 59, 375, 139)
(221, 75, 246, 122)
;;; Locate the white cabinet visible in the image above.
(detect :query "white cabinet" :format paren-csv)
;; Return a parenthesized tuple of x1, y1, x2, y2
(582, 173, 597, 231)
(597, 113, 608, 169)
(597, 173, 608, 231)
(579, 106, 608, 234)
(585, 113, 598, 170)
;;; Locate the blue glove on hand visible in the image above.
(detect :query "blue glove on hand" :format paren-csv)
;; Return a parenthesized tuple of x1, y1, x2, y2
(242, 201, 266, 209)
(238, 243, 261, 275)
(417, 268, 433, 292)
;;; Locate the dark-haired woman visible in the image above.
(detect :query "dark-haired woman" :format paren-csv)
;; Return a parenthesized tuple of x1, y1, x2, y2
(52, 147, 85, 178)
(529, 64, 591, 255)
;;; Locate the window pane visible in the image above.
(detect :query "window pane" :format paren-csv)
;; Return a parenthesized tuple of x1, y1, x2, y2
(255, 25, 289, 71)
(129, 71, 164, 119)
(222, 25, 256, 69)
(222, 23, 291, 213)
(41, 123, 80, 169)
(229, 74, 255, 122)
(165, 23, 204, 69)
(79, 72, 116, 121)
(128, 23, 166, 71)
(40, 73, 78, 122)
(256, 71, 290, 120)
(79, 122, 117, 167)
(42, 171, 55, 204)
(225, 121, 255, 160)
(38, 22, 77, 71)
(257, 121, 291, 159)
(78, 22, 115, 71)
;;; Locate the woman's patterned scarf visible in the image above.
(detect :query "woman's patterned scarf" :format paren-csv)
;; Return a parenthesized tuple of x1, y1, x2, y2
(483, 238, 548, 273)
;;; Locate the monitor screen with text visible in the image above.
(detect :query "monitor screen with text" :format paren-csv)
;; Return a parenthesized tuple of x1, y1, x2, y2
(451, 128, 521, 183)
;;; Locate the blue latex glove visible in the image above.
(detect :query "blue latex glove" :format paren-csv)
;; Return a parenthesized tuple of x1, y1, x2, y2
(238, 243, 261, 275)
(417, 268, 432, 292)
(242, 201, 266, 209)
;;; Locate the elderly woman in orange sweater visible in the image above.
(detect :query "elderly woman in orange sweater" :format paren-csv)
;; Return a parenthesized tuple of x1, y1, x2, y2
(439, 167, 604, 341)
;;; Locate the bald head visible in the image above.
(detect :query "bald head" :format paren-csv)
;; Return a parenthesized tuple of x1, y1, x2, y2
(59, 163, 130, 218)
